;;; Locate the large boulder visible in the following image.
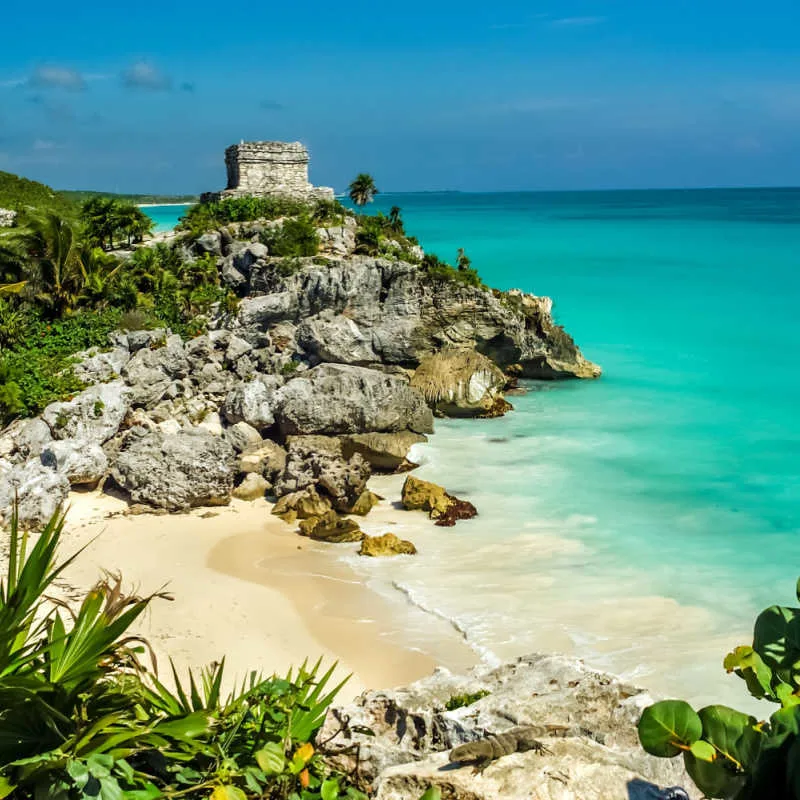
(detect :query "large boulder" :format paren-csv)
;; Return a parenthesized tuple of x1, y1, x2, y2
(0, 460, 70, 529)
(297, 311, 378, 365)
(273, 436, 371, 512)
(401, 475, 477, 527)
(410, 349, 509, 417)
(111, 428, 236, 510)
(232, 473, 269, 501)
(359, 533, 417, 557)
(298, 511, 364, 543)
(225, 421, 263, 453)
(42, 381, 132, 444)
(340, 432, 427, 472)
(320, 654, 698, 800)
(272, 486, 333, 523)
(0, 417, 53, 463)
(222, 376, 282, 431)
(40, 439, 108, 486)
(274, 365, 433, 437)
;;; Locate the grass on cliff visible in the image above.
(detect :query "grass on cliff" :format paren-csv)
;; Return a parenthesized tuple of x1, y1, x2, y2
(0, 504, 368, 800)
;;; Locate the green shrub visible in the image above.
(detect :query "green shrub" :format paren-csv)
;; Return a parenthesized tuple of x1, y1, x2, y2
(421, 253, 483, 288)
(0, 504, 365, 800)
(261, 216, 320, 258)
(639, 576, 800, 799)
(179, 196, 311, 234)
(445, 690, 490, 711)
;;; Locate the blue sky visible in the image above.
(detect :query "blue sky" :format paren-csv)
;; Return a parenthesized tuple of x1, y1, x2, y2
(2, 0, 800, 193)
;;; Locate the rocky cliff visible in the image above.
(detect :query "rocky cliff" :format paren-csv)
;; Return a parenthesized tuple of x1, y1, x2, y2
(0, 210, 599, 533)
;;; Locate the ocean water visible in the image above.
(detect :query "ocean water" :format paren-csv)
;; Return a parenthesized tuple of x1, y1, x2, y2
(147, 190, 800, 706)
(141, 204, 192, 233)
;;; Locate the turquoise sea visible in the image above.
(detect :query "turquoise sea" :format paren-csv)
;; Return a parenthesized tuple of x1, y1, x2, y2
(145, 190, 800, 705)
(141, 204, 194, 232)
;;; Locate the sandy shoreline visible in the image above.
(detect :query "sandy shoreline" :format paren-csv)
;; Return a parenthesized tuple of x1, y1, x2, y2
(54, 482, 476, 701)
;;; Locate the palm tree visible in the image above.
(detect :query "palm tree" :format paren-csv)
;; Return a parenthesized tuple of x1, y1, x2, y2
(388, 205, 403, 233)
(348, 173, 379, 207)
(81, 197, 117, 250)
(11, 214, 83, 316)
(77, 245, 123, 306)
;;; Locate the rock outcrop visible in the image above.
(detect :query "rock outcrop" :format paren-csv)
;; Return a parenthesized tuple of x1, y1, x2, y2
(40, 440, 108, 486)
(42, 381, 132, 444)
(411, 349, 508, 417)
(401, 475, 477, 527)
(0, 460, 70, 528)
(340, 432, 427, 472)
(274, 365, 433, 437)
(359, 533, 417, 557)
(231, 257, 600, 380)
(321, 654, 698, 800)
(111, 428, 235, 510)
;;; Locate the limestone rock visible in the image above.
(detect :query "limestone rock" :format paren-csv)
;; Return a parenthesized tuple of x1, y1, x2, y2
(349, 490, 381, 516)
(0, 417, 53, 463)
(340, 432, 427, 472)
(298, 511, 363, 543)
(233, 473, 269, 501)
(0, 460, 70, 529)
(273, 436, 371, 512)
(359, 533, 417, 557)
(237, 440, 287, 481)
(73, 346, 130, 385)
(316, 225, 356, 256)
(225, 421, 263, 453)
(274, 364, 433, 436)
(401, 475, 477, 526)
(297, 312, 378, 365)
(272, 486, 332, 522)
(222, 376, 281, 431)
(320, 654, 698, 800)
(195, 231, 222, 255)
(40, 439, 108, 486)
(121, 329, 167, 352)
(111, 428, 235, 510)
(411, 349, 509, 417)
(42, 381, 132, 444)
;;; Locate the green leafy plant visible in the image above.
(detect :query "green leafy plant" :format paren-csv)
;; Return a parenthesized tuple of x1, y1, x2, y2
(261, 216, 319, 258)
(638, 577, 800, 799)
(0, 504, 365, 800)
(445, 690, 490, 711)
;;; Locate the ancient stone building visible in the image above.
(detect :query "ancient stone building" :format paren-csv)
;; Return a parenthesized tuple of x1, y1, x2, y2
(203, 141, 333, 202)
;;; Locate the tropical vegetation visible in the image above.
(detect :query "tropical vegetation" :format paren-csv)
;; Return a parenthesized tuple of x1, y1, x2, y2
(347, 175, 378, 208)
(638, 577, 800, 799)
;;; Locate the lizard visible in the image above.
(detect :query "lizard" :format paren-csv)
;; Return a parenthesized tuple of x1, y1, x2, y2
(448, 726, 553, 772)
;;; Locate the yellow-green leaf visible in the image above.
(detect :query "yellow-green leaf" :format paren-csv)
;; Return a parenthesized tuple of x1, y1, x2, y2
(255, 742, 285, 775)
(690, 740, 716, 762)
(210, 786, 247, 800)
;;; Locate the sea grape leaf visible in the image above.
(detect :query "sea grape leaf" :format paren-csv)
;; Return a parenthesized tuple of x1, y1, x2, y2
(754, 606, 800, 674)
(321, 779, 340, 800)
(255, 742, 285, 775)
(683, 752, 745, 799)
(418, 790, 442, 800)
(698, 705, 761, 771)
(768, 705, 800, 748)
(638, 700, 703, 757)
(210, 787, 247, 800)
(723, 646, 774, 699)
(690, 740, 716, 762)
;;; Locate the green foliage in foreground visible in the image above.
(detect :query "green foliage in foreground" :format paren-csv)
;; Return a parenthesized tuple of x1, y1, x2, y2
(0, 505, 365, 800)
(421, 253, 483, 288)
(639, 577, 800, 799)
(261, 215, 320, 258)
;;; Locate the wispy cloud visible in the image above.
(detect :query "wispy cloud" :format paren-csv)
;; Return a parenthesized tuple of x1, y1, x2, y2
(260, 100, 286, 111)
(122, 61, 172, 91)
(30, 65, 86, 91)
(549, 16, 606, 28)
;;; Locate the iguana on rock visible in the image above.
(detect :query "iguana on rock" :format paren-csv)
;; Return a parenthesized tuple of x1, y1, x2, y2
(449, 726, 552, 771)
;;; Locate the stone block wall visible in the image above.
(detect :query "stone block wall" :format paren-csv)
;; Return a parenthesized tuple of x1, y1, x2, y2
(215, 141, 334, 201)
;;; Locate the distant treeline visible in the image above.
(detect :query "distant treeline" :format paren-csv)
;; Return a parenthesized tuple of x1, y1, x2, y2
(63, 190, 198, 205)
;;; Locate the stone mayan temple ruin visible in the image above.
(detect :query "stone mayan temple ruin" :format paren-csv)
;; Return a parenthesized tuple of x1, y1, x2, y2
(202, 141, 334, 202)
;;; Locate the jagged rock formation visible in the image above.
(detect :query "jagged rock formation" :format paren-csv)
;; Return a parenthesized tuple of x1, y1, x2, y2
(229, 256, 601, 380)
(321, 654, 699, 800)
(203, 141, 334, 202)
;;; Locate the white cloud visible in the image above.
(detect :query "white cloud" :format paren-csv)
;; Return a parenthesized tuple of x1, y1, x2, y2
(549, 16, 606, 28)
(30, 65, 86, 91)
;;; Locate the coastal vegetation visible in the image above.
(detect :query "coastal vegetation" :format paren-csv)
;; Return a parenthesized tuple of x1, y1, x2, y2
(347, 175, 378, 208)
(639, 577, 800, 798)
(0, 504, 370, 800)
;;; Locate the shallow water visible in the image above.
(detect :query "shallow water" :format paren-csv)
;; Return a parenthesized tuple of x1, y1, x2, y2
(141, 203, 192, 232)
(149, 190, 800, 708)
(349, 189, 800, 708)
